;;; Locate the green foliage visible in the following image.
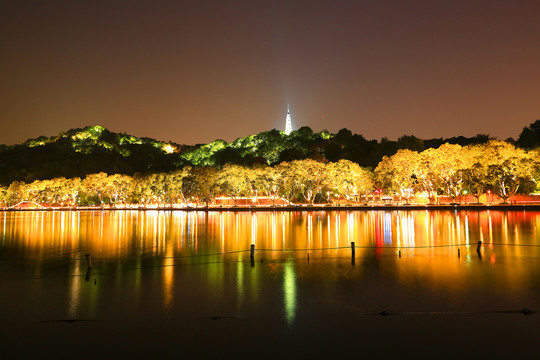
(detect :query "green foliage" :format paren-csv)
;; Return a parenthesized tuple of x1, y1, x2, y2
(181, 139, 227, 166)
(0, 125, 182, 186)
(2, 122, 539, 204)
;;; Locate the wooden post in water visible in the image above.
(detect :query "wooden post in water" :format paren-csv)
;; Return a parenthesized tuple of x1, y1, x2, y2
(477, 241, 482, 253)
(458, 248, 461, 258)
(85, 254, 93, 269)
(307, 253, 310, 263)
(250, 244, 255, 267)
(351, 242, 355, 265)
(399, 250, 401, 258)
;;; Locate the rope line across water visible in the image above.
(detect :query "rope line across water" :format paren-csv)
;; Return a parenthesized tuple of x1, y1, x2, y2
(2, 241, 540, 265)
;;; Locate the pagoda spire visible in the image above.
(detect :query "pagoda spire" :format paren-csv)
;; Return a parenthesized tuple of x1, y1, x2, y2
(284, 105, 293, 135)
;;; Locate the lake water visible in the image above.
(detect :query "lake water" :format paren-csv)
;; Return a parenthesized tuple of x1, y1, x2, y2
(1, 210, 539, 358)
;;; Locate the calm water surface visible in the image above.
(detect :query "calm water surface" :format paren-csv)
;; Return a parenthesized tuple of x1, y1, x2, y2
(1, 210, 539, 358)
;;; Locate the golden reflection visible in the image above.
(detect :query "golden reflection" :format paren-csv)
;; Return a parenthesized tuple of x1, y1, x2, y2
(465, 215, 469, 244)
(220, 212, 225, 252)
(2, 215, 6, 244)
(236, 260, 244, 309)
(236, 212, 240, 248)
(308, 213, 313, 248)
(251, 212, 257, 245)
(503, 213, 508, 242)
(327, 214, 331, 247)
(282, 213, 285, 248)
(488, 211, 493, 244)
(456, 213, 461, 243)
(347, 212, 354, 244)
(1, 209, 540, 303)
(271, 212, 276, 249)
(316, 213, 322, 248)
(335, 213, 340, 247)
(283, 260, 296, 325)
(163, 247, 174, 309)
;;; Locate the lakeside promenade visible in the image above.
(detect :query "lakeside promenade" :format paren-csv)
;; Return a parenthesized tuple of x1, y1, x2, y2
(3, 202, 540, 212)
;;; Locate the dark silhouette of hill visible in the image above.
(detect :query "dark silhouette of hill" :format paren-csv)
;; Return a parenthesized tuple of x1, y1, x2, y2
(517, 120, 540, 149)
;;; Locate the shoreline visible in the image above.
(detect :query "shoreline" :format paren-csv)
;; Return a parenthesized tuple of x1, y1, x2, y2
(2, 203, 540, 212)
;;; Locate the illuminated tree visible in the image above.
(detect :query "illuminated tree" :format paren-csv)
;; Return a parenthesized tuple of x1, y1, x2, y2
(328, 160, 373, 202)
(106, 174, 133, 204)
(6, 181, 27, 205)
(134, 171, 186, 205)
(27, 177, 81, 205)
(275, 162, 300, 203)
(147, 173, 168, 204)
(292, 159, 327, 204)
(182, 166, 219, 206)
(216, 164, 253, 205)
(162, 168, 190, 203)
(532, 150, 540, 193)
(251, 164, 280, 204)
(375, 149, 420, 202)
(130, 173, 154, 204)
(414, 148, 440, 203)
(24, 179, 44, 203)
(81, 172, 110, 204)
(181, 139, 227, 166)
(0, 185, 7, 205)
(462, 145, 490, 203)
(64, 177, 82, 204)
(428, 144, 468, 201)
(254, 129, 287, 164)
(484, 141, 537, 202)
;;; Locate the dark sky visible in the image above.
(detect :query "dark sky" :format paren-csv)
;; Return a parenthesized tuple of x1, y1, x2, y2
(1, 0, 539, 145)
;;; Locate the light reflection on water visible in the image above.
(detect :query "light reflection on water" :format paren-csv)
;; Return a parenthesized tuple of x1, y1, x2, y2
(2, 210, 538, 255)
(284, 260, 297, 325)
(0, 210, 539, 329)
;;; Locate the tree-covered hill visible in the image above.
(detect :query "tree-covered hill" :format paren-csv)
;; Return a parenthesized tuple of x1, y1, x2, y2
(180, 126, 496, 169)
(0, 126, 185, 185)
(1, 121, 538, 186)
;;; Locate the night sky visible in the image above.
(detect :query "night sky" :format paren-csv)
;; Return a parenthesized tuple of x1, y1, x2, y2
(1, 0, 539, 145)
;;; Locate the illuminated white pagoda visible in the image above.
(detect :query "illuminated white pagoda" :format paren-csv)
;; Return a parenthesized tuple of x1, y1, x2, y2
(284, 105, 293, 135)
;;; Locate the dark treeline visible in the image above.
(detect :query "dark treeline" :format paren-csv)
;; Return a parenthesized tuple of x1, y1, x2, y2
(1, 121, 539, 186)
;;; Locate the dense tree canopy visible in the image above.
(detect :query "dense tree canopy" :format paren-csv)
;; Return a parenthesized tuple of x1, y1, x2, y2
(0, 160, 374, 206)
(375, 141, 539, 203)
(1, 121, 539, 206)
(517, 120, 540, 149)
(0, 121, 517, 186)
